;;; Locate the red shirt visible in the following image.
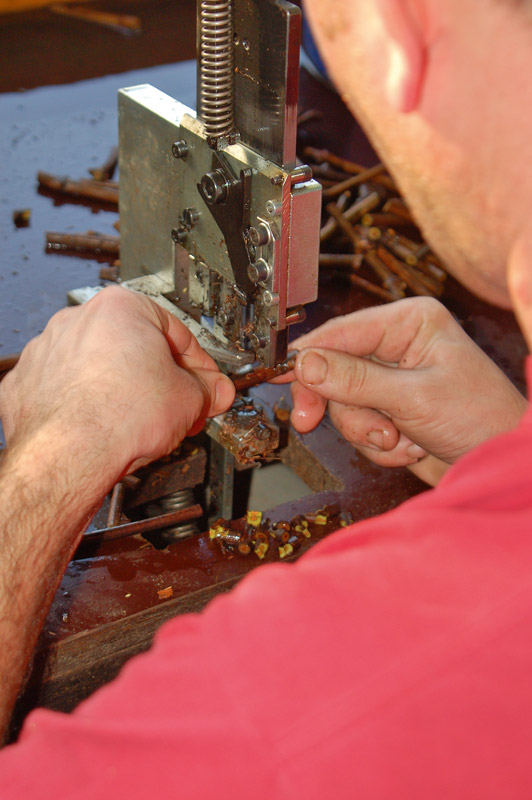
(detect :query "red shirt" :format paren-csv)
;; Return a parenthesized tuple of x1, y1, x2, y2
(2, 363, 532, 799)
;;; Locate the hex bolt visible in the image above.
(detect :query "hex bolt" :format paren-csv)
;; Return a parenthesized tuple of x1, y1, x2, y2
(248, 258, 271, 284)
(172, 140, 190, 159)
(289, 165, 313, 185)
(262, 290, 279, 307)
(201, 170, 230, 204)
(248, 223, 270, 247)
(266, 200, 282, 217)
(171, 227, 188, 243)
(249, 333, 266, 350)
(182, 207, 200, 229)
(256, 425, 271, 441)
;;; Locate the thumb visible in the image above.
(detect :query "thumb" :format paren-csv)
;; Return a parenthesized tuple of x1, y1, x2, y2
(508, 233, 532, 352)
(294, 347, 412, 416)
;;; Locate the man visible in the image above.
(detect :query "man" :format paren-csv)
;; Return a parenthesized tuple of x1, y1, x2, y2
(0, 0, 531, 795)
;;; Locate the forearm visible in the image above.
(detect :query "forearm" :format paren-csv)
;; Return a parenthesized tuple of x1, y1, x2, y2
(0, 425, 119, 740)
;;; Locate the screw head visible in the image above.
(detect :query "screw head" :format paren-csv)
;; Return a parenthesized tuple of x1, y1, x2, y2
(172, 140, 189, 159)
(262, 290, 279, 307)
(201, 170, 230, 204)
(182, 207, 199, 229)
(249, 333, 266, 350)
(248, 223, 270, 247)
(266, 200, 282, 217)
(171, 227, 187, 243)
(248, 258, 271, 284)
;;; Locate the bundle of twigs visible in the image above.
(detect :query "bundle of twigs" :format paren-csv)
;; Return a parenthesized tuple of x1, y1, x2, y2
(303, 145, 448, 303)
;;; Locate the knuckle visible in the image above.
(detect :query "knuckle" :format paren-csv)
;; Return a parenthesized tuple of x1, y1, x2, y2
(340, 358, 368, 399)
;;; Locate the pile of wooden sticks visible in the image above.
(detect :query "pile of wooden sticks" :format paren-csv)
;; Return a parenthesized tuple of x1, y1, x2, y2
(304, 146, 448, 303)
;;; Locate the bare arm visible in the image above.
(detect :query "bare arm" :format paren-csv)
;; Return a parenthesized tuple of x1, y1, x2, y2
(0, 287, 235, 738)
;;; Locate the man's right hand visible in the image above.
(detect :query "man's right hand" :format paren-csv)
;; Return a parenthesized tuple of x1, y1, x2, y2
(286, 298, 527, 485)
(0, 286, 236, 482)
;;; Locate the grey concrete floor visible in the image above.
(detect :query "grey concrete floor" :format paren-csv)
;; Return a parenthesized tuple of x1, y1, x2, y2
(247, 462, 311, 512)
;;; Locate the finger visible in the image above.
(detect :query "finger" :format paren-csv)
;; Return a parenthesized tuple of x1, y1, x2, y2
(290, 381, 327, 433)
(94, 287, 219, 373)
(354, 432, 427, 468)
(508, 232, 532, 351)
(295, 347, 414, 419)
(292, 296, 454, 367)
(143, 297, 219, 372)
(408, 454, 449, 487)
(328, 400, 401, 451)
(193, 368, 236, 417)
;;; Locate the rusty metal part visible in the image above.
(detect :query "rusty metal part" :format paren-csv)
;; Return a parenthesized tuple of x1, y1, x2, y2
(82, 504, 203, 544)
(127, 445, 207, 509)
(231, 351, 297, 392)
(205, 396, 280, 463)
(106, 482, 126, 528)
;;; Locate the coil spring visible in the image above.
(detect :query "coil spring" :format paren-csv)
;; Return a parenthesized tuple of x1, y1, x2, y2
(159, 489, 200, 540)
(199, 0, 234, 139)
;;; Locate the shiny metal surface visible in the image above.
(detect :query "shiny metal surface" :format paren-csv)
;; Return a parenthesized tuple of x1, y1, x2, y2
(118, 81, 321, 367)
(232, 0, 301, 168)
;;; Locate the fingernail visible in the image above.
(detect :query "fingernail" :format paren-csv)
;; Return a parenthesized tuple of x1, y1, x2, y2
(367, 430, 385, 449)
(300, 351, 328, 385)
(407, 443, 426, 460)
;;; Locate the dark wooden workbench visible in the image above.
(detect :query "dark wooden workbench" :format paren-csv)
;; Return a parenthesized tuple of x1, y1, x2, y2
(1, 4, 527, 735)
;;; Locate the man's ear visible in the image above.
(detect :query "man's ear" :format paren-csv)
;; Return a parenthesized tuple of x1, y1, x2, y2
(375, 0, 426, 113)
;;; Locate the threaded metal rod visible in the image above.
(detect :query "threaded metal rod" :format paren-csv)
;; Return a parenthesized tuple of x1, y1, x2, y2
(198, 0, 234, 140)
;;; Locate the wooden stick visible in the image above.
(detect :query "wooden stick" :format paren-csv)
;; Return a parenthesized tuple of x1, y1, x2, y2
(308, 163, 351, 183)
(321, 191, 380, 243)
(363, 250, 406, 300)
(361, 212, 418, 231)
(376, 246, 433, 297)
(382, 197, 414, 223)
(45, 231, 120, 255)
(50, 5, 142, 33)
(89, 146, 118, 182)
(38, 172, 118, 206)
(303, 148, 397, 192)
(297, 109, 323, 126)
(322, 164, 388, 200)
(319, 253, 363, 270)
(347, 273, 395, 302)
(0, 353, 20, 381)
